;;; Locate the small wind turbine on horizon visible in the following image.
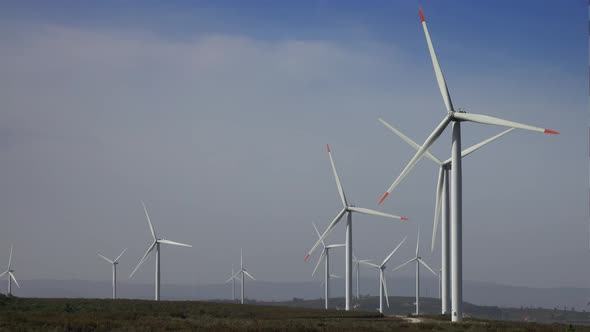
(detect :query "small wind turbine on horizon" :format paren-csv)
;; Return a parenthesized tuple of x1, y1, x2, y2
(305, 144, 409, 311)
(359, 237, 407, 314)
(352, 253, 372, 300)
(98, 248, 127, 299)
(379, 117, 513, 314)
(229, 249, 256, 304)
(392, 231, 437, 316)
(129, 201, 192, 301)
(311, 222, 345, 309)
(0, 245, 19, 296)
(225, 264, 241, 302)
(377, 8, 558, 322)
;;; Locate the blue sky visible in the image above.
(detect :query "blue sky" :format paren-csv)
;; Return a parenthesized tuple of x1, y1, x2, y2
(0, 0, 586, 300)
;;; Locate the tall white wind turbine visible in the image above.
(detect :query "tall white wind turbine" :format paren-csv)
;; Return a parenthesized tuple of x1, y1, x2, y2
(129, 201, 192, 301)
(229, 249, 256, 304)
(359, 237, 407, 314)
(98, 248, 127, 299)
(305, 144, 409, 311)
(392, 231, 436, 316)
(379, 118, 513, 314)
(377, 8, 559, 321)
(0, 245, 19, 296)
(225, 264, 241, 301)
(312, 222, 345, 309)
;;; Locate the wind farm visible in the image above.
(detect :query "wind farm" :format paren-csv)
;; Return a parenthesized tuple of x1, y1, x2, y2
(0, 1, 582, 331)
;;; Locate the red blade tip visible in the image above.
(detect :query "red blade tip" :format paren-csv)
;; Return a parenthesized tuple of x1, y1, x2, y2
(418, 8, 425, 22)
(304, 254, 310, 262)
(544, 129, 559, 135)
(377, 192, 389, 205)
(401, 217, 409, 221)
(326, 144, 331, 152)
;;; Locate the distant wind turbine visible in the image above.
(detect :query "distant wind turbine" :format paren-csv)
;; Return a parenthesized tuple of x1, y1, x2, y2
(352, 253, 372, 300)
(225, 264, 241, 301)
(392, 231, 436, 316)
(129, 201, 192, 301)
(0, 245, 19, 296)
(229, 249, 255, 304)
(98, 248, 127, 299)
(311, 222, 345, 309)
(359, 237, 406, 313)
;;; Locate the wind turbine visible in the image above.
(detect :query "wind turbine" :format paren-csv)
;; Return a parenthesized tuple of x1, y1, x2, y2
(311, 222, 345, 309)
(379, 118, 513, 314)
(305, 144, 409, 311)
(352, 253, 372, 300)
(229, 249, 255, 304)
(320, 274, 341, 286)
(98, 248, 127, 299)
(129, 201, 192, 301)
(359, 237, 407, 314)
(392, 231, 436, 316)
(377, 8, 559, 321)
(225, 264, 241, 301)
(0, 245, 19, 296)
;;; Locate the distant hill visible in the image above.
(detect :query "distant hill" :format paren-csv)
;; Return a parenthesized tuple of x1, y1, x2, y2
(7, 277, 589, 312)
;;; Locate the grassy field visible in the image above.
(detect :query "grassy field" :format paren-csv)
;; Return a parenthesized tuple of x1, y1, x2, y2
(263, 295, 590, 325)
(0, 295, 588, 331)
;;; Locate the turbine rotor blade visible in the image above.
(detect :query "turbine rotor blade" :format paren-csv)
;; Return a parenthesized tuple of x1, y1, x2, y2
(431, 167, 444, 252)
(443, 128, 514, 164)
(378, 118, 442, 165)
(419, 7, 454, 112)
(129, 241, 156, 278)
(0, 270, 7, 278)
(312, 222, 326, 249)
(114, 248, 127, 263)
(382, 273, 390, 308)
(230, 270, 241, 280)
(416, 229, 420, 257)
(355, 259, 373, 263)
(327, 144, 348, 207)
(8, 245, 13, 269)
(378, 115, 452, 205)
(359, 261, 380, 269)
(158, 239, 192, 247)
(382, 237, 407, 267)
(9, 272, 19, 288)
(325, 244, 346, 249)
(312, 249, 326, 277)
(305, 208, 347, 261)
(98, 254, 114, 264)
(330, 274, 341, 279)
(418, 258, 438, 276)
(243, 271, 255, 281)
(141, 201, 157, 240)
(452, 112, 559, 135)
(347, 206, 408, 221)
(392, 257, 416, 273)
